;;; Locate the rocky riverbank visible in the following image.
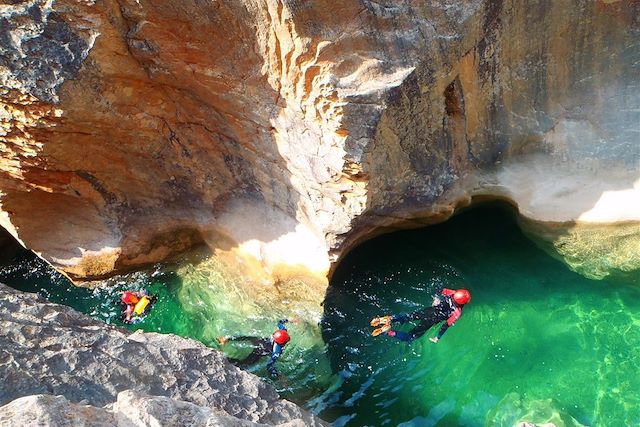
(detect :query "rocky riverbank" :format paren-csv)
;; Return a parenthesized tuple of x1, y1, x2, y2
(0, 283, 326, 426)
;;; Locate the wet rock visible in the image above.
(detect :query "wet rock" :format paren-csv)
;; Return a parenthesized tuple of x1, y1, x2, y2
(488, 392, 585, 427)
(520, 218, 640, 282)
(0, 283, 326, 426)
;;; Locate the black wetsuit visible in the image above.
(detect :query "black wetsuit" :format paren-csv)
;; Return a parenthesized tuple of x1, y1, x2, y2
(227, 336, 273, 367)
(391, 293, 461, 342)
(224, 320, 288, 377)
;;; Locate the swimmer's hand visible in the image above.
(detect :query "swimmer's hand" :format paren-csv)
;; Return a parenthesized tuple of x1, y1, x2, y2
(217, 336, 229, 346)
(432, 296, 441, 306)
(429, 337, 439, 344)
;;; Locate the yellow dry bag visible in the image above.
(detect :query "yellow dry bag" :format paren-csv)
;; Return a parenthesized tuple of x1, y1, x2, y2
(133, 296, 151, 315)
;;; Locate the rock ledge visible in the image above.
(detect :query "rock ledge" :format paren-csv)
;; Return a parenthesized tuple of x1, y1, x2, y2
(0, 283, 325, 426)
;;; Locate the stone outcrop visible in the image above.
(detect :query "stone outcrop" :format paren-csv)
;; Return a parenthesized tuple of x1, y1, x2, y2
(0, 283, 326, 426)
(489, 392, 585, 427)
(0, 392, 317, 427)
(1, 0, 639, 282)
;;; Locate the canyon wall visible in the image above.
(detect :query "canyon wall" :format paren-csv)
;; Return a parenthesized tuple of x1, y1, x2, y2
(1, 0, 639, 283)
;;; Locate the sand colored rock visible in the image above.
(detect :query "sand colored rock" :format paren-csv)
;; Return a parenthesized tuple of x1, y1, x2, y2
(1, 0, 639, 282)
(0, 394, 117, 427)
(519, 218, 640, 282)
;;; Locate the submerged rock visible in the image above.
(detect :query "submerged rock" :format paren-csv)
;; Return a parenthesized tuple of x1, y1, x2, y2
(520, 218, 640, 282)
(0, 283, 326, 426)
(488, 392, 585, 427)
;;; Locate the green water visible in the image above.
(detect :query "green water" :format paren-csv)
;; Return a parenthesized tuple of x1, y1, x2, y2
(2, 204, 640, 426)
(320, 204, 640, 426)
(0, 246, 332, 401)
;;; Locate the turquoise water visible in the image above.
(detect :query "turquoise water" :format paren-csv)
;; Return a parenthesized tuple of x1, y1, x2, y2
(2, 204, 640, 426)
(320, 204, 640, 426)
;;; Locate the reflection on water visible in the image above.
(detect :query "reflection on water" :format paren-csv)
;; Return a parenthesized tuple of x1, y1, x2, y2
(2, 204, 640, 426)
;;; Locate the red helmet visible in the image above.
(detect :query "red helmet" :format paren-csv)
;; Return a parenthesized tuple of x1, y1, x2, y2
(272, 329, 290, 345)
(121, 291, 139, 305)
(453, 289, 471, 305)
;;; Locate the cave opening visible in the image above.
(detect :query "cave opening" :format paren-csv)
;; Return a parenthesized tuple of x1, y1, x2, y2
(319, 201, 640, 426)
(0, 224, 189, 331)
(0, 226, 71, 297)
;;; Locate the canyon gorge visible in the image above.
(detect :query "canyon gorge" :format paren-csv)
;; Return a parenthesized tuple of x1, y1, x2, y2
(1, 0, 638, 287)
(1, 0, 639, 425)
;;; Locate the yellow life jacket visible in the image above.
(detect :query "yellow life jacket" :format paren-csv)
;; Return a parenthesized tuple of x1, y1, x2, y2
(133, 296, 151, 315)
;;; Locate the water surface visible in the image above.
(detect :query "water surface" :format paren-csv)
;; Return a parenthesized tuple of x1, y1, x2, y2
(1, 204, 639, 426)
(320, 204, 640, 426)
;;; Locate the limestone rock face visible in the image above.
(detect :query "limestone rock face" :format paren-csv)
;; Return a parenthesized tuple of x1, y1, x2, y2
(1, 0, 639, 281)
(0, 392, 315, 427)
(0, 394, 116, 427)
(0, 283, 325, 426)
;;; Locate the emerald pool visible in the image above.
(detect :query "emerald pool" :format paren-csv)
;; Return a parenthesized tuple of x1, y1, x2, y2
(2, 203, 639, 426)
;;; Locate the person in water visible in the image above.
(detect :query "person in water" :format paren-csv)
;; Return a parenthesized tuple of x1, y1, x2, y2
(370, 288, 471, 343)
(217, 319, 290, 378)
(120, 289, 155, 324)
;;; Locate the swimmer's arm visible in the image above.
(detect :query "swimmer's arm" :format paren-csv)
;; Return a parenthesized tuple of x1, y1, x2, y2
(431, 307, 463, 343)
(277, 319, 289, 330)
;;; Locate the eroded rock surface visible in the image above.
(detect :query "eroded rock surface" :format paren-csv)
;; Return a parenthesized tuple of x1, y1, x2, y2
(1, 0, 639, 282)
(489, 392, 584, 427)
(0, 392, 316, 427)
(0, 283, 325, 426)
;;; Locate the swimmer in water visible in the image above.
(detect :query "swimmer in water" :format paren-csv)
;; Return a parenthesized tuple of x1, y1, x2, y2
(370, 288, 471, 343)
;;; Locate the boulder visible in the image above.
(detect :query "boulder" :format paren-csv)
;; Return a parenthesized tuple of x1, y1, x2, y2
(0, 283, 325, 426)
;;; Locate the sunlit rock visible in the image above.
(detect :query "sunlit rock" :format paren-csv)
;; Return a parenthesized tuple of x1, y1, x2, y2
(0, 394, 115, 427)
(519, 219, 640, 282)
(1, 0, 639, 283)
(0, 391, 320, 427)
